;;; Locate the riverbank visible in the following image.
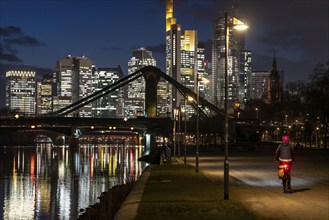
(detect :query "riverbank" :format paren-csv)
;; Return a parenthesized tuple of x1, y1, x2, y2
(78, 143, 328, 220)
(78, 181, 135, 219)
(77, 161, 256, 220)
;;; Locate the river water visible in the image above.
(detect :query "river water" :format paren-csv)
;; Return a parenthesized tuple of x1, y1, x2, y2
(0, 143, 147, 219)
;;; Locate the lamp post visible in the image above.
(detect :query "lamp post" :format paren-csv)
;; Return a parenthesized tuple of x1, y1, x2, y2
(223, 11, 229, 200)
(196, 73, 200, 173)
(223, 11, 248, 200)
(178, 107, 181, 157)
(184, 98, 187, 164)
(183, 96, 194, 164)
(173, 107, 179, 158)
(196, 75, 209, 172)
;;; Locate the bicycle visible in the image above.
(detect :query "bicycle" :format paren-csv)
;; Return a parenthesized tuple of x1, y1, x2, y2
(278, 161, 292, 193)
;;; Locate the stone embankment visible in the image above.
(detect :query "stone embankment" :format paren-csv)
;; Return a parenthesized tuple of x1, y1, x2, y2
(78, 182, 135, 220)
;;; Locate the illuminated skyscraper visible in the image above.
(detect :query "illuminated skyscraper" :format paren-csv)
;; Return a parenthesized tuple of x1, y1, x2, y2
(125, 48, 156, 117)
(5, 70, 36, 116)
(53, 56, 73, 114)
(238, 50, 252, 108)
(197, 42, 210, 101)
(165, 0, 205, 119)
(37, 75, 53, 115)
(92, 66, 124, 118)
(166, 0, 181, 116)
(180, 30, 198, 118)
(181, 30, 198, 93)
(247, 71, 271, 100)
(211, 14, 246, 110)
(53, 55, 93, 117)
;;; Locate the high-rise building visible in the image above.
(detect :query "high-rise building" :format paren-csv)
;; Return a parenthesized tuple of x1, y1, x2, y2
(166, 0, 204, 119)
(197, 42, 210, 100)
(5, 70, 36, 116)
(166, 0, 181, 116)
(181, 30, 198, 93)
(211, 14, 247, 110)
(238, 50, 252, 108)
(37, 75, 53, 115)
(247, 71, 270, 100)
(53, 55, 93, 117)
(248, 55, 284, 103)
(53, 56, 73, 113)
(125, 48, 157, 118)
(92, 66, 124, 118)
(180, 30, 199, 119)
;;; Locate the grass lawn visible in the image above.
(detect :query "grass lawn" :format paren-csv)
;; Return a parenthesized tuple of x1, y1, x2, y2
(135, 164, 256, 220)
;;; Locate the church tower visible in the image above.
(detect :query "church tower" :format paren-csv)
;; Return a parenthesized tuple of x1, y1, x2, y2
(267, 52, 283, 103)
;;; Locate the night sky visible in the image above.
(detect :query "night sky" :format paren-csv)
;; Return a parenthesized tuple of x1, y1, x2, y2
(0, 0, 328, 107)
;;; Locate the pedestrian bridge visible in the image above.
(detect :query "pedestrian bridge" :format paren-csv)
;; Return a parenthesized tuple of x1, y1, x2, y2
(0, 66, 230, 147)
(0, 116, 173, 146)
(50, 65, 224, 118)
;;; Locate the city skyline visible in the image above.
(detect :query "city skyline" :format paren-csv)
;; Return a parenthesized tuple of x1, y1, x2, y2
(1, 0, 328, 107)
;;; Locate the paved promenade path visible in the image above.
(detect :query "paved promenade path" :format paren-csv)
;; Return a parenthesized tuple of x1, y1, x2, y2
(115, 144, 328, 220)
(195, 145, 329, 220)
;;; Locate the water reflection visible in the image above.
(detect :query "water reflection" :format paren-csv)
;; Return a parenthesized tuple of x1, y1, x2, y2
(0, 144, 147, 219)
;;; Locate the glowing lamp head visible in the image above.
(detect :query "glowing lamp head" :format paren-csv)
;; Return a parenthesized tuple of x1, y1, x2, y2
(232, 17, 249, 30)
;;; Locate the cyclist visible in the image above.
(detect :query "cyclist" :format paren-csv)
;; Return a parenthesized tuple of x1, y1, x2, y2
(275, 135, 295, 192)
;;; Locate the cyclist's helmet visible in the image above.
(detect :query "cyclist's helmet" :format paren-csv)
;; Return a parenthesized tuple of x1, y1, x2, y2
(282, 135, 289, 143)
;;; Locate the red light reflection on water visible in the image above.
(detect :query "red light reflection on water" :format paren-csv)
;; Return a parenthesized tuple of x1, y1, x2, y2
(0, 144, 147, 219)
(30, 154, 35, 182)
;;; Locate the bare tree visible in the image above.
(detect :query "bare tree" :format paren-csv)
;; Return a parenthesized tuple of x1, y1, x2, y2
(303, 61, 329, 148)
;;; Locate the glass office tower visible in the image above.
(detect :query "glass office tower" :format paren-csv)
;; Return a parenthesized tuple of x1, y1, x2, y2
(6, 70, 36, 116)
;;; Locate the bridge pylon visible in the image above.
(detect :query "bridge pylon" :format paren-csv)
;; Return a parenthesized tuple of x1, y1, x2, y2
(141, 66, 162, 153)
(141, 66, 161, 118)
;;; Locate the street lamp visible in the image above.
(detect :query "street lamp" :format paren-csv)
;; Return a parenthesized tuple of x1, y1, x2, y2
(178, 107, 181, 157)
(181, 100, 187, 164)
(223, 11, 248, 200)
(184, 94, 199, 171)
(183, 96, 195, 164)
(173, 107, 179, 158)
(315, 127, 319, 148)
(196, 75, 209, 173)
(196, 74, 200, 172)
